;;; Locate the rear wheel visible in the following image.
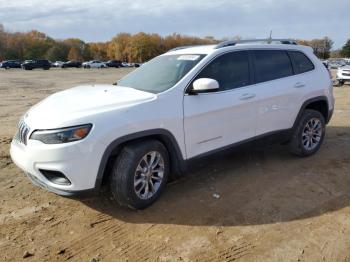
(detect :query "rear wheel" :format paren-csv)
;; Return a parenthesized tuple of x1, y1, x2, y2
(110, 140, 169, 209)
(289, 109, 325, 157)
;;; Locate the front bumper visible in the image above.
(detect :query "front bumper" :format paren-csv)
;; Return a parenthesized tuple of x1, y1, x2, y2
(10, 136, 106, 195)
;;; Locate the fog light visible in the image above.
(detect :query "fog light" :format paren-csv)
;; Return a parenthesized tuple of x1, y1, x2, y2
(39, 169, 71, 185)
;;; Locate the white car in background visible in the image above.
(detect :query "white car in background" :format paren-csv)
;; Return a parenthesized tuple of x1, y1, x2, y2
(53, 61, 64, 67)
(336, 65, 350, 86)
(83, 60, 107, 69)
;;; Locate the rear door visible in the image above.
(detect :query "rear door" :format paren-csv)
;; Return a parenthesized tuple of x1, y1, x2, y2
(183, 51, 258, 158)
(252, 49, 306, 136)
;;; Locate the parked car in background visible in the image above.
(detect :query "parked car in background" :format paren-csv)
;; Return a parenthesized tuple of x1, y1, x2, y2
(336, 65, 350, 86)
(83, 60, 107, 68)
(52, 61, 64, 67)
(121, 62, 131, 67)
(329, 60, 346, 69)
(0, 60, 22, 69)
(329, 62, 339, 69)
(106, 60, 122, 68)
(21, 59, 51, 70)
(61, 61, 82, 68)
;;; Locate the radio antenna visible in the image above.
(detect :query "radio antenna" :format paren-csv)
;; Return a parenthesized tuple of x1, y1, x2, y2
(268, 30, 272, 43)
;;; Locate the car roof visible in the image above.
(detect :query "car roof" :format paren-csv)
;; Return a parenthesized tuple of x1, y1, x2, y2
(165, 42, 313, 56)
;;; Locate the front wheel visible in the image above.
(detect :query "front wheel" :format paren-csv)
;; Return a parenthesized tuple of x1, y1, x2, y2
(110, 140, 169, 209)
(289, 109, 325, 157)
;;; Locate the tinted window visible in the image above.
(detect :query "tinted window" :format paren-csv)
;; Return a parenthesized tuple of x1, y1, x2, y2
(288, 51, 314, 74)
(253, 50, 293, 83)
(195, 51, 250, 91)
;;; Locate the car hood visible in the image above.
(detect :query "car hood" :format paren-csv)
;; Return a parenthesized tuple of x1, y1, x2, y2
(24, 84, 156, 128)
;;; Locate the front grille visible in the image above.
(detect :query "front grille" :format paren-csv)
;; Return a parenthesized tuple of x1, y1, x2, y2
(16, 120, 30, 145)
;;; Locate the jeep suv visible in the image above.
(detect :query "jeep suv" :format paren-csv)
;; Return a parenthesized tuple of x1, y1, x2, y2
(22, 59, 51, 70)
(10, 39, 334, 209)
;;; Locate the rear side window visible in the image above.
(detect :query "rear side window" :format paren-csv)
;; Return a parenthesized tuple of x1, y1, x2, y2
(195, 51, 250, 91)
(288, 51, 314, 74)
(253, 50, 293, 83)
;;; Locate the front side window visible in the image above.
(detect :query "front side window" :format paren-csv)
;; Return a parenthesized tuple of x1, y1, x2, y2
(194, 51, 250, 91)
(118, 54, 205, 94)
(253, 50, 293, 83)
(288, 51, 314, 74)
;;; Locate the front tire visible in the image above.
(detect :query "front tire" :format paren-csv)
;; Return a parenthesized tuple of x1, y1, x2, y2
(289, 109, 325, 157)
(110, 140, 169, 209)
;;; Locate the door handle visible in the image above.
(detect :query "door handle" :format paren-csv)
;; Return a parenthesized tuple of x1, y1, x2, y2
(294, 82, 305, 88)
(239, 93, 256, 100)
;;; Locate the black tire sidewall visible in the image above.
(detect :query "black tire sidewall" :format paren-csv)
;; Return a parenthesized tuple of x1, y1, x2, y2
(294, 109, 325, 156)
(111, 140, 169, 209)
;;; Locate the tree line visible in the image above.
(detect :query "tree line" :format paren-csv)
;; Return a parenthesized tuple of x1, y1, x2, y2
(0, 24, 217, 62)
(0, 24, 348, 62)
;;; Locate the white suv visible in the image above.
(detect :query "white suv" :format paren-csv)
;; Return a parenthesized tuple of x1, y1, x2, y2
(10, 39, 334, 209)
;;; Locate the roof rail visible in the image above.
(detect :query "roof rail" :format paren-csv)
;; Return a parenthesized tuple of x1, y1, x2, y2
(167, 45, 198, 52)
(215, 39, 298, 49)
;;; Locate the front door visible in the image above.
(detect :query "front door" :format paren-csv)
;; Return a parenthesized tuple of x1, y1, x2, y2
(184, 51, 258, 158)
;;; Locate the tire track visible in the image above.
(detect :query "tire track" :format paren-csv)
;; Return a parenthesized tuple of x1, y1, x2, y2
(200, 241, 256, 262)
(62, 215, 175, 261)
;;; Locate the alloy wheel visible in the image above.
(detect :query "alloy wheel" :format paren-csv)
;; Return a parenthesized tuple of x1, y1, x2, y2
(134, 151, 165, 200)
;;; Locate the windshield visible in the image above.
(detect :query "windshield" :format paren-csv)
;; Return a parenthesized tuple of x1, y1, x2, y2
(117, 54, 205, 93)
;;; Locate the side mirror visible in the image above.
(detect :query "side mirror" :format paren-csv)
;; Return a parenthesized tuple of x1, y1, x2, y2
(191, 78, 219, 94)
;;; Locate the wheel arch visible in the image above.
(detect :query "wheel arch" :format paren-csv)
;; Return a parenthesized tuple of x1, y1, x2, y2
(293, 96, 330, 130)
(94, 129, 186, 190)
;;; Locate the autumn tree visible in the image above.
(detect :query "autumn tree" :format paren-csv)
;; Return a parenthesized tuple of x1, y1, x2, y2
(107, 33, 131, 61)
(297, 37, 334, 59)
(330, 49, 343, 58)
(45, 42, 70, 61)
(21, 30, 55, 59)
(67, 47, 83, 61)
(126, 33, 163, 62)
(64, 38, 91, 61)
(89, 42, 108, 60)
(0, 24, 5, 60)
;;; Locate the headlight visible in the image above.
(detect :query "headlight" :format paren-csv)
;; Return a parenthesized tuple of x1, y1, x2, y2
(30, 124, 92, 144)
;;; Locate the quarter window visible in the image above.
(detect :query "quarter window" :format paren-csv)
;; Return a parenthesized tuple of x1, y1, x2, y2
(253, 50, 293, 83)
(195, 51, 250, 91)
(288, 51, 314, 74)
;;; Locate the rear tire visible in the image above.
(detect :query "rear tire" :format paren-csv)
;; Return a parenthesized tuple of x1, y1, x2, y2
(110, 140, 169, 209)
(289, 109, 325, 157)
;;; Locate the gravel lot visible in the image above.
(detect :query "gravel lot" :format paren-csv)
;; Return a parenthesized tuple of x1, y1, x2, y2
(0, 68, 350, 261)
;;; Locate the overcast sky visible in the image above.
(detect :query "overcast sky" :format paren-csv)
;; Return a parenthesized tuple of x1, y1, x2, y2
(0, 0, 349, 48)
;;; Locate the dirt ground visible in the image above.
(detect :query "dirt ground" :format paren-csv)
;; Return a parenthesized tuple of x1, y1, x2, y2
(0, 68, 350, 262)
